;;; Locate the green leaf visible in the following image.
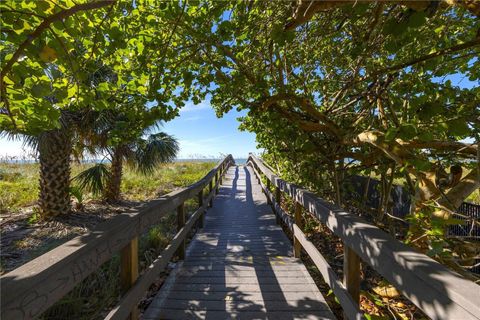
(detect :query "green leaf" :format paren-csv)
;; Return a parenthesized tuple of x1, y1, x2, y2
(384, 128, 397, 141)
(398, 124, 417, 140)
(407, 12, 427, 28)
(447, 119, 469, 137)
(31, 83, 50, 98)
(410, 158, 431, 171)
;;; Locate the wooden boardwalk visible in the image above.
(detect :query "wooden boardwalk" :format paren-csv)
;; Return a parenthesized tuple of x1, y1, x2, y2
(143, 165, 335, 320)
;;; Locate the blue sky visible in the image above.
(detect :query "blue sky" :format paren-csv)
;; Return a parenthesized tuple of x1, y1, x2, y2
(0, 100, 260, 160)
(163, 101, 259, 159)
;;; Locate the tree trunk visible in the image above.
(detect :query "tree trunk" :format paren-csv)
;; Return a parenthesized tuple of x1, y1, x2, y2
(38, 129, 72, 217)
(105, 147, 123, 202)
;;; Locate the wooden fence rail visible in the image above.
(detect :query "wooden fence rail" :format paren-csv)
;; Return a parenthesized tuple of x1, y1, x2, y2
(0, 155, 234, 320)
(247, 154, 480, 320)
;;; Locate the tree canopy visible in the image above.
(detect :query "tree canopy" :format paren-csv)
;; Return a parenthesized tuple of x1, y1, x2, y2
(0, 0, 205, 135)
(1, 0, 479, 254)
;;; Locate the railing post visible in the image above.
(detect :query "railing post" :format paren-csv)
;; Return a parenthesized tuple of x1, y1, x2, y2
(208, 179, 214, 207)
(294, 202, 303, 258)
(344, 246, 361, 306)
(176, 203, 185, 260)
(275, 186, 281, 224)
(266, 179, 271, 204)
(198, 189, 204, 228)
(215, 171, 219, 195)
(120, 237, 139, 320)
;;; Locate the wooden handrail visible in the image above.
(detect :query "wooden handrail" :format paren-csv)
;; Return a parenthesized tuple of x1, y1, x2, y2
(0, 155, 234, 320)
(247, 154, 480, 320)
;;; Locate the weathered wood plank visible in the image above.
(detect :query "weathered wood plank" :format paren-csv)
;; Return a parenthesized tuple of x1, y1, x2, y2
(294, 202, 303, 258)
(159, 299, 331, 311)
(176, 203, 186, 260)
(120, 237, 139, 320)
(343, 246, 361, 307)
(144, 309, 334, 320)
(163, 290, 325, 302)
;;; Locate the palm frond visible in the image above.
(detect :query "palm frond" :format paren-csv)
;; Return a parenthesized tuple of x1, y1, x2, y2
(0, 131, 39, 153)
(142, 120, 164, 135)
(72, 163, 110, 195)
(134, 132, 179, 174)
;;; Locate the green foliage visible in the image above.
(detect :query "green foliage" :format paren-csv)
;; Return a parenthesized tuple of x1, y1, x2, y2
(72, 163, 110, 196)
(69, 186, 84, 206)
(0, 163, 38, 213)
(27, 208, 41, 225)
(1, 0, 206, 135)
(0, 161, 216, 213)
(132, 132, 180, 174)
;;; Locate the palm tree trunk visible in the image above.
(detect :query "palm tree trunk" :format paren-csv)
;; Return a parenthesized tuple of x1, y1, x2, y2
(38, 129, 72, 217)
(105, 147, 123, 202)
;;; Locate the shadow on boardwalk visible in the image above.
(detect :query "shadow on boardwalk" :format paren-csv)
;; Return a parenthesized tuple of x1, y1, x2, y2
(143, 165, 334, 319)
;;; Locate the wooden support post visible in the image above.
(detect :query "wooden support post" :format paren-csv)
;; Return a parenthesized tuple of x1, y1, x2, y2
(208, 180, 213, 207)
(266, 179, 271, 204)
(293, 202, 303, 258)
(275, 187, 281, 224)
(215, 171, 219, 194)
(343, 245, 361, 306)
(198, 189, 204, 228)
(176, 203, 185, 260)
(120, 237, 139, 320)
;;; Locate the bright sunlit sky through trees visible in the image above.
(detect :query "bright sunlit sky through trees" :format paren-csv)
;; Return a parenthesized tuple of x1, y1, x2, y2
(0, 100, 260, 160)
(0, 72, 476, 160)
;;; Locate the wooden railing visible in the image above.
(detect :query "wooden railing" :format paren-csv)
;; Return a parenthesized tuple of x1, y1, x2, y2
(0, 155, 234, 320)
(247, 154, 480, 320)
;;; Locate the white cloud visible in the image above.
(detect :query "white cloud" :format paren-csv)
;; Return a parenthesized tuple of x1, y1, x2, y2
(183, 116, 202, 121)
(179, 101, 212, 113)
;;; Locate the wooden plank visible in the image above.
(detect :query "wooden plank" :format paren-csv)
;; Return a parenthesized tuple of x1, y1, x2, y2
(275, 186, 282, 224)
(145, 309, 334, 320)
(293, 224, 364, 320)
(163, 291, 323, 302)
(168, 283, 323, 292)
(179, 265, 309, 272)
(294, 202, 303, 258)
(120, 237, 139, 320)
(208, 180, 213, 207)
(197, 189, 204, 229)
(176, 270, 314, 278)
(173, 276, 316, 285)
(158, 299, 330, 311)
(344, 245, 361, 306)
(176, 203, 186, 260)
(249, 154, 480, 320)
(266, 179, 271, 204)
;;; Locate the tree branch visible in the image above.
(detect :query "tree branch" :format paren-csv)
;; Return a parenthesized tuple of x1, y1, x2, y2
(0, 0, 115, 84)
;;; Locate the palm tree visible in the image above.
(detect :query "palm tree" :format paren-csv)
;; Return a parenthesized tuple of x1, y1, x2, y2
(74, 130, 179, 202)
(2, 110, 81, 217)
(37, 126, 73, 216)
